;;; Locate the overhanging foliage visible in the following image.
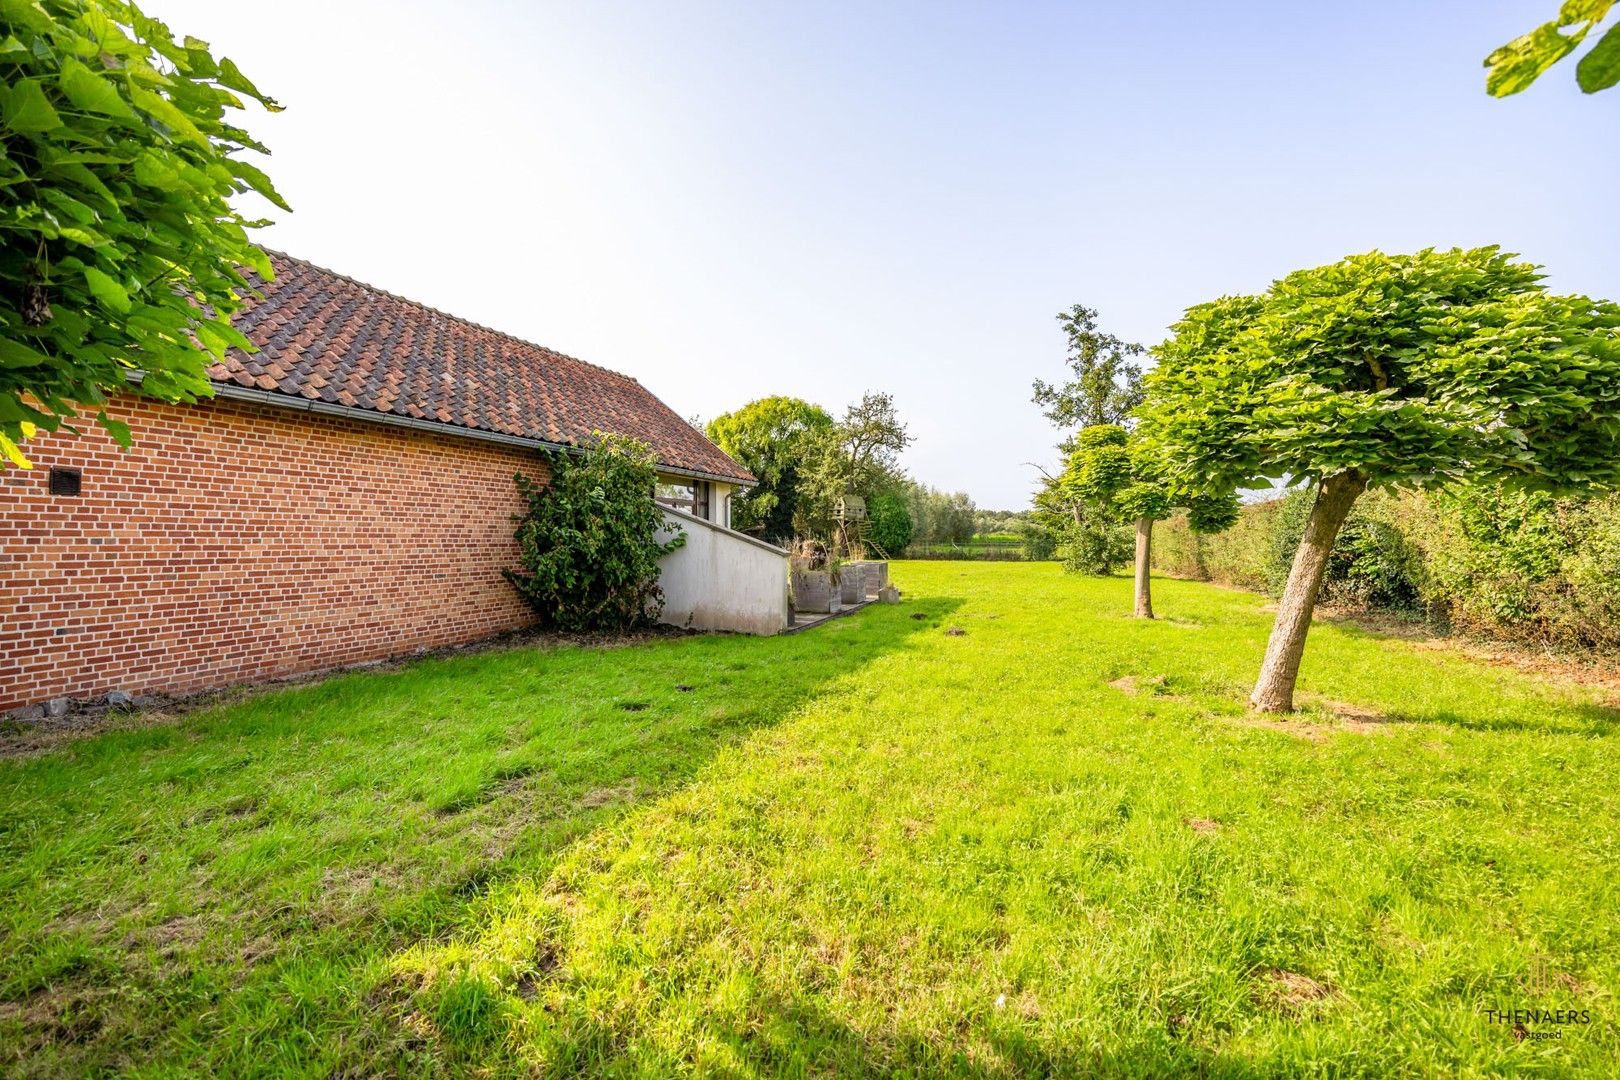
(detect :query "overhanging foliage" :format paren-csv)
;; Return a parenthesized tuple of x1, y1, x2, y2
(0, 0, 284, 466)
(1486, 0, 1620, 95)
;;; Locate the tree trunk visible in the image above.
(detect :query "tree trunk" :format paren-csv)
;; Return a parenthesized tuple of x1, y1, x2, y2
(1250, 470, 1367, 713)
(1134, 516, 1154, 619)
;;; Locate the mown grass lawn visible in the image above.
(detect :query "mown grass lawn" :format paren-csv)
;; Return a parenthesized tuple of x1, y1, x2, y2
(3, 563, 1617, 1076)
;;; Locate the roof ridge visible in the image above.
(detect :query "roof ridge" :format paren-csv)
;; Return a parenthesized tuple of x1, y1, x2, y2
(257, 248, 641, 385)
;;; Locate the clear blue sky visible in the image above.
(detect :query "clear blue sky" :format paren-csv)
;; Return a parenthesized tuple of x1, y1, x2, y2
(155, 1, 1618, 508)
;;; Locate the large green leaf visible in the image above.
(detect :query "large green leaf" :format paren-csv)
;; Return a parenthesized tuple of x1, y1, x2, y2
(128, 84, 205, 146)
(58, 57, 136, 119)
(217, 56, 281, 111)
(4, 77, 62, 132)
(225, 156, 290, 212)
(133, 149, 185, 191)
(83, 265, 131, 313)
(0, 337, 53, 369)
(0, 0, 53, 34)
(1577, 21, 1620, 89)
(1487, 1, 1619, 95)
(1558, 0, 1615, 25)
(95, 409, 132, 448)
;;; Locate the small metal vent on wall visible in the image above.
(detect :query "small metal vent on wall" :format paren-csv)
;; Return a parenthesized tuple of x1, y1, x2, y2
(49, 467, 82, 496)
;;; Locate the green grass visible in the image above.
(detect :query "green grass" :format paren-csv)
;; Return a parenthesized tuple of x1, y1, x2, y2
(3, 563, 1617, 1076)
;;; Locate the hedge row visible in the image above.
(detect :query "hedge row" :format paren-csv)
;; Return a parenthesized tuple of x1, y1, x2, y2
(1153, 486, 1620, 652)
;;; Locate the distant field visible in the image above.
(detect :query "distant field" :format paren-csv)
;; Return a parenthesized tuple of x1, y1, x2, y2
(904, 534, 1038, 560)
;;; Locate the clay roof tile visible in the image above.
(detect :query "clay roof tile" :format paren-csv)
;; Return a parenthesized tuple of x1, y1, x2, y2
(218, 252, 752, 483)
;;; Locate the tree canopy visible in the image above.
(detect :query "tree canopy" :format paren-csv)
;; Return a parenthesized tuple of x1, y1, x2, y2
(1068, 425, 1170, 523)
(1031, 304, 1146, 435)
(1486, 1, 1620, 96)
(1056, 423, 1238, 616)
(1031, 460, 1130, 577)
(707, 391, 913, 546)
(820, 391, 912, 497)
(1143, 247, 1620, 499)
(903, 481, 975, 546)
(705, 396, 834, 540)
(1069, 426, 1240, 533)
(1, 0, 285, 466)
(797, 391, 912, 538)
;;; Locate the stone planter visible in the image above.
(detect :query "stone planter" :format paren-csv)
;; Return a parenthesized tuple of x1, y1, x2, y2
(849, 560, 887, 598)
(843, 560, 868, 599)
(838, 568, 862, 605)
(793, 568, 834, 613)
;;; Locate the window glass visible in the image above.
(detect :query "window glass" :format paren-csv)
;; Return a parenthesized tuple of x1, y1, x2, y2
(656, 479, 711, 519)
(656, 482, 694, 505)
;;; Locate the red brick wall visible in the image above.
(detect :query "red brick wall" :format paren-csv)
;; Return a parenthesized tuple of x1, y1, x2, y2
(0, 395, 545, 711)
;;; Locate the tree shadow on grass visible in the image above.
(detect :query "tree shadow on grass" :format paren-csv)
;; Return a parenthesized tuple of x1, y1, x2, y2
(698, 992, 1269, 1080)
(0, 595, 961, 1075)
(433, 985, 1269, 1079)
(1292, 617, 1620, 739)
(1228, 689, 1620, 740)
(1364, 703, 1620, 738)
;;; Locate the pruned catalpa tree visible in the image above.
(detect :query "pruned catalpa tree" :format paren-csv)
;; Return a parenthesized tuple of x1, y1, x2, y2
(1143, 247, 1620, 713)
(1, 0, 285, 466)
(1065, 424, 1237, 619)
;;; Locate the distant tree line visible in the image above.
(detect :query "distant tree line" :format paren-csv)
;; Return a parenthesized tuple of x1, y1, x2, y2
(971, 509, 1025, 535)
(903, 484, 976, 547)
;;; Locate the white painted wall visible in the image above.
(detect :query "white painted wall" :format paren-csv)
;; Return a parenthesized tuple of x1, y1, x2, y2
(713, 482, 733, 528)
(656, 506, 788, 635)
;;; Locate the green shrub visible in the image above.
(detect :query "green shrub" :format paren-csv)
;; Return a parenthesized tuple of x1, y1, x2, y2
(1558, 501, 1620, 647)
(1153, 497, 1283, 591)
(1154, 482, 1620, 652)
(1262, 489, 1423, 611)
(867, 493, 914, 557)
(1021, 522, 1061, 561)
(1403, 487, 1620, 649)
(1060, 517, 1133, 576)
(504, 434, 684, 631)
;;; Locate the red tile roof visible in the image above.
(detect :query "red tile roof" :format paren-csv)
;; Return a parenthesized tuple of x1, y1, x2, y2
(210, 252, 753, 484)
